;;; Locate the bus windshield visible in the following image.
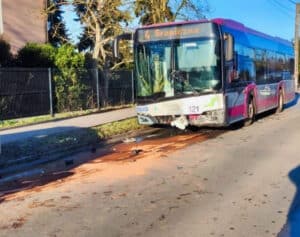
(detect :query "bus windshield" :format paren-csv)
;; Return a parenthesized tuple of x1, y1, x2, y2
(135, 38, 221, 100)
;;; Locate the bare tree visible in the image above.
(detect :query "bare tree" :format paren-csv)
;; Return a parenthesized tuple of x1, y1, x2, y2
(134, 0, 173, 25)
(135, 0, 210, 25)
(73, 0, 131, 68)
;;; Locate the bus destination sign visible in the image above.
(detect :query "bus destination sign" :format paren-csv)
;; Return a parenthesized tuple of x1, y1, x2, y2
(137, 23, 213, 42)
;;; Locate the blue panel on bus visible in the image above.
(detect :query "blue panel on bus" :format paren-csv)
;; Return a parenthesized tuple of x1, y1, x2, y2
(221, 25, 294, 56)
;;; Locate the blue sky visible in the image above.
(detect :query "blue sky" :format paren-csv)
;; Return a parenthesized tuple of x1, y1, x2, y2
(62, 5, 82, 43)
(208, 0, 296, 41)
(63, 0, 298, 43)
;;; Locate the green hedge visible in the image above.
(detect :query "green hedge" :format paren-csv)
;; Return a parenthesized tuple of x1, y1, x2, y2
(14, 43, 92, 112)
(53, 44, 90, 112)
(16, 43, 56, 67)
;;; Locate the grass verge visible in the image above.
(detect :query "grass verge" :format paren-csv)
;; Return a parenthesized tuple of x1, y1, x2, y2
(0, 105, 133, 130)
(0, 117, 145, 168)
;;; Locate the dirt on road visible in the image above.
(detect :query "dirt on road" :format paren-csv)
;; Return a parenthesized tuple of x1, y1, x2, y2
(0, 128, 224, 203)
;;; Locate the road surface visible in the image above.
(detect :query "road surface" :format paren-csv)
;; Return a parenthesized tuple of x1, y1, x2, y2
(1, 103, 300, 237)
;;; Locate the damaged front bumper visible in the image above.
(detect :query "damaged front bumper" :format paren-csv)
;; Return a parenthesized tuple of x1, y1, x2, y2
(137, 108, 226, 130)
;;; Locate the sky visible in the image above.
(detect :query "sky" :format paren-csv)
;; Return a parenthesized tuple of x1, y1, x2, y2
(62, 5, 82, 43)
(207, 0, 296, 41)
(62, 0, 299, 43)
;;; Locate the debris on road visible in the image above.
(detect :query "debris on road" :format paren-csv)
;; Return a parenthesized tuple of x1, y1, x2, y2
(123, 138, 137, 143)
(131, 149, 143, 156)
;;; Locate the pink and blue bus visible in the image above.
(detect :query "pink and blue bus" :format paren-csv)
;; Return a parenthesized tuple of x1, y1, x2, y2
(115, 18, 295, 129)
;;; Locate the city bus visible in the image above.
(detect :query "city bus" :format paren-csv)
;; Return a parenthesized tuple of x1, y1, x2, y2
(114, 18, 295, 129)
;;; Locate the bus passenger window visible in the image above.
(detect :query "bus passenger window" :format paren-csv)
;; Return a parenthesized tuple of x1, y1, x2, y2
(234, 45, 255, 82)
(255, 50, 267, 84)
(289, 57, 294, 75)
(266, 52, 276, 82)
(275, 53, 284, 81)
(237, 54, 255, 81)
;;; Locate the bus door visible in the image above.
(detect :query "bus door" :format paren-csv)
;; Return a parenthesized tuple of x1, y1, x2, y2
(226, 77, 247, 124)
(225, 52, 247, 124)
(223, 34, 246, 124)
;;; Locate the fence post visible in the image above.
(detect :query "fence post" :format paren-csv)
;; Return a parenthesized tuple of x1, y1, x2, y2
(95, 68, 100, 109)
(131, 70, 134, 104)
(48, 68, 54, 117)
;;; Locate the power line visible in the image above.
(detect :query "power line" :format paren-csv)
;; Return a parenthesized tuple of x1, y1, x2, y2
(272, 0, 294, 12)
(287, 0, 297, 4)
(267, 0, 294, 18)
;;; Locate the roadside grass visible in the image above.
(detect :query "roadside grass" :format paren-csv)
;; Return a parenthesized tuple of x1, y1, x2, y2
(95, 117, 142, 138)
(0, 117, 144, 167)
(0, 105, 133, 130)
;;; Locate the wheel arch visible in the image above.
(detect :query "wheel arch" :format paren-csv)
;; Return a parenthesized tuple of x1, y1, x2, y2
(245, 86, 258, 117)
(277, 81, 285, 104)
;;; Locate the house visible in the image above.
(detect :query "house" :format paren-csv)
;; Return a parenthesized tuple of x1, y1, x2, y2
(0, 0, 47, 53)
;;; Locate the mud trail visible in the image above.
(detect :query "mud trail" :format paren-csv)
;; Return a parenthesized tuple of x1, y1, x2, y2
(0, 128, 224, 202)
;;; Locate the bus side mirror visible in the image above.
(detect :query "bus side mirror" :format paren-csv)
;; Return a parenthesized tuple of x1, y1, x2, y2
(224, 33, 234, 62)
(113, 33, 133, 59)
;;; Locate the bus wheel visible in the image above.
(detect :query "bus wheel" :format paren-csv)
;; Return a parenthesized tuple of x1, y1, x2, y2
(276, 89, 284, 113)
(244, 98, 255, 126)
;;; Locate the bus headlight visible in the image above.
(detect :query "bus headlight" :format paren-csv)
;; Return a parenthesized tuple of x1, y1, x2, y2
(203, 109, 225, 122)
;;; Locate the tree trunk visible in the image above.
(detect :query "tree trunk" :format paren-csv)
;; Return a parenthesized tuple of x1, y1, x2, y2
(92, 23, 101, 62)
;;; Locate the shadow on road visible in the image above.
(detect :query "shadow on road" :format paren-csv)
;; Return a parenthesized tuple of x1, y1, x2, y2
(0, 126, 80, 145)
(247, 93, 300, 125)
(278, 166, 300, 237)
(0, 171, 75, 197)
(284, 93, 300, 110)
(0, 125, 113, 200)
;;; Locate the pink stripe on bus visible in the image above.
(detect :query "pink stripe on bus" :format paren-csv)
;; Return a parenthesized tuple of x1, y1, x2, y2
(228, 104, 244, 117)
(257, 96, 277, 109)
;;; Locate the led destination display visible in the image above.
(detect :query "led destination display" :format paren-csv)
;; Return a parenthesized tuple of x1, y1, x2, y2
(137, 23, 216, 42)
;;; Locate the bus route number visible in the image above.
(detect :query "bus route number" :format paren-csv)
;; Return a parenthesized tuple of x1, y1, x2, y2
(189, 105, 200, 114)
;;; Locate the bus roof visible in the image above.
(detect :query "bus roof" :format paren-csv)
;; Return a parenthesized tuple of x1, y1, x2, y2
(213, 18, 292, 47)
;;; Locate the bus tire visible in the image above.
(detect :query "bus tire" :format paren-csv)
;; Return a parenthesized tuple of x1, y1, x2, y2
(276, 89, 284, 113)
(244, 98, 255, 126)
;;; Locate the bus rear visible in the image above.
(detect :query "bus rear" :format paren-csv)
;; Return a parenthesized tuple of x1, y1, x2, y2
(134, 21, 227, 129)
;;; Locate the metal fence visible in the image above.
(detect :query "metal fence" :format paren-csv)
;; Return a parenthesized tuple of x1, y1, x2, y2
(0, 68, 50, 120)
(0, 68, 134, 120)
(102, 70, 134, 106)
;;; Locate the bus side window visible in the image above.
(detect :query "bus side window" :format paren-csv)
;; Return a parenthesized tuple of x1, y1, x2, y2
(275, 53, 284, 81)
(266, 51, 276, 83)
(255, 49, 267, 84)
(289, 56, 295, 77)
(236, 46, 255, 82)
(282, 54, 289, 80)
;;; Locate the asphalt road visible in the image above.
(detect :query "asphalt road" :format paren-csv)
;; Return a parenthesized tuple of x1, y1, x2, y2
(1, 102, 300, 237)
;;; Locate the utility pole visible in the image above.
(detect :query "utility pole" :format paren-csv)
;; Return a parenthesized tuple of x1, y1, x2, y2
(295, 3, 300, 90)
